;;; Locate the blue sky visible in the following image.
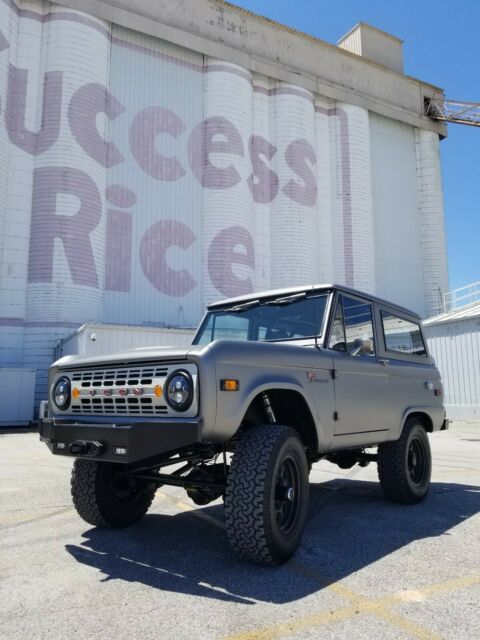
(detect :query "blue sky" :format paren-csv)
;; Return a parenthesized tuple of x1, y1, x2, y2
(235, 0, 480, 291)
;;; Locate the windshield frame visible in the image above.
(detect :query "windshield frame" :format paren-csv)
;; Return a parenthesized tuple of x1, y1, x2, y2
(192, 290, 333, 346)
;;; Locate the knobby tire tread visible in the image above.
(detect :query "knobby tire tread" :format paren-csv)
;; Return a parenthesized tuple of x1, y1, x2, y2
(71, 459, 110, 527)
(377, 420, 430, 504)
(225, 425, 298, 565)
(71, 459, 156, 527)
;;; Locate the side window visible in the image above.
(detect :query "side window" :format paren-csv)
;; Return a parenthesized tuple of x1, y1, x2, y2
(381, 311, 427, 357)
(328, 295, 375, 356)
(328, 296, 346, 351)
(342, 296, 376, 356)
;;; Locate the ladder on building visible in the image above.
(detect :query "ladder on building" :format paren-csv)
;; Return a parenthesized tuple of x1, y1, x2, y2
(426, 97, 480, 127)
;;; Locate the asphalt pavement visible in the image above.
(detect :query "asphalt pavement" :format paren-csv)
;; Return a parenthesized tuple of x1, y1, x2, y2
(1, 423, 479, 640)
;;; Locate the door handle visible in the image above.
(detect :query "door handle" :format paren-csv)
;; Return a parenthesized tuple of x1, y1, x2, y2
(378, 358, 390, 366)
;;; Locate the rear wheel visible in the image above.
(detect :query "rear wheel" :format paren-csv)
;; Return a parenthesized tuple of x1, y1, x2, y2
(71, 459, 156, 527)
(224, 425, 309, 565)
(377, 418, 431, 504)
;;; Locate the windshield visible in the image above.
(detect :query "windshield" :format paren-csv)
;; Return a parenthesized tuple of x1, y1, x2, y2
(193, 294, 328, 345)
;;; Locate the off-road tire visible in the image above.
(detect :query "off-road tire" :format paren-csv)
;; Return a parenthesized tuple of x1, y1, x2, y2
(224, 425, 309, 565)
(71, 459, 156, 527)
(377, 418, 431, 504)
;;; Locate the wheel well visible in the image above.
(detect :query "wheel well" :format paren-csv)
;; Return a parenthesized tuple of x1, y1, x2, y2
(406, 412, 433, 433)
(242, 389, 318, 454)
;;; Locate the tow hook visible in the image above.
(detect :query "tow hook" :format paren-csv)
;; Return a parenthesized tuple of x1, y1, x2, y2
(68, 440, 104, 457)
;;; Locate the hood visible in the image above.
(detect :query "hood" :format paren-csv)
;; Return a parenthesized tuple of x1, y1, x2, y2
(53, 344, 207, 370)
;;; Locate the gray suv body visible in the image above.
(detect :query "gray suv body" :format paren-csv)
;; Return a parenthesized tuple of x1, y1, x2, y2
(40, 284, 447, 565)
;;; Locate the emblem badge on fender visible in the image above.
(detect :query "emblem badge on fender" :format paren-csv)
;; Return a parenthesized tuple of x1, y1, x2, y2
(307, 371, 328, 384)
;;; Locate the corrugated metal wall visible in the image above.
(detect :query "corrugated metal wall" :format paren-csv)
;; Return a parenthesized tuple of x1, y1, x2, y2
(0, 0, 449, 409)
(425, 319, 480, 420)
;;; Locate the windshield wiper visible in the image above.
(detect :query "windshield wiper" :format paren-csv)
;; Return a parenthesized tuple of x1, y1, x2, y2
(224, 299, 261, 312)
(264, 292, 307, 306)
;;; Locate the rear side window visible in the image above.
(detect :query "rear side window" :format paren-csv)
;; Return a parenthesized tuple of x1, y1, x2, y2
(381, 311, 427, 357)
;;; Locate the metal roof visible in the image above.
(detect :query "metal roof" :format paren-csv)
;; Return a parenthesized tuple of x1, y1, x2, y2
(423, 301, 480, 326)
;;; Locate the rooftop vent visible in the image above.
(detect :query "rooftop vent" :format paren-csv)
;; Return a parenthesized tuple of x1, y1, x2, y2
(338, 22, 404, 74)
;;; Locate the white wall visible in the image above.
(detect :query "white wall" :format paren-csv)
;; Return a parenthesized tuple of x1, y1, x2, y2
(61, 324, 195, 357)
(415, 129, 449, 317)
(0, 0, 449, 408)
(370, 113, 425, 315)
(425, 319, 480, 421)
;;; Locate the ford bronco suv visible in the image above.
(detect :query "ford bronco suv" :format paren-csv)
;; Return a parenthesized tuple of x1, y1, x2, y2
(40, 285, 448, 565)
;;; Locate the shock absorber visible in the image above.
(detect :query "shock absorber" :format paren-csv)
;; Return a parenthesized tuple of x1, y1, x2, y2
(262, 392, 276, 424)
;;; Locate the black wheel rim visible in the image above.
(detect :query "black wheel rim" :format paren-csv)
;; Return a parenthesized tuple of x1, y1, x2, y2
(109, 469, 145, 504)
(407, 437, 427, 485)
(274, 454, 301, 534)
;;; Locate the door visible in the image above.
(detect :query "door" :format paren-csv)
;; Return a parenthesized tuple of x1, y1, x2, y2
(328, 294, 392, 437)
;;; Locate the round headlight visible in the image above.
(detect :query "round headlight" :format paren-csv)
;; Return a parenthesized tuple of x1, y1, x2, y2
(165, 370, 193, 412)
(53, 376, 71, 410)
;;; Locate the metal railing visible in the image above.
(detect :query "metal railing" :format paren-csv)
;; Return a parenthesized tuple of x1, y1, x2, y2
(442, 281, 480, 312)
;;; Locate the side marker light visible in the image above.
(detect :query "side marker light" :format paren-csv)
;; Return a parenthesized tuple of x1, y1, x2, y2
(221, 379, 240, 391)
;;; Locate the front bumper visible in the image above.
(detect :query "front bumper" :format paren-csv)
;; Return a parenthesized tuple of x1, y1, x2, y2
(39, 418, 202, 464)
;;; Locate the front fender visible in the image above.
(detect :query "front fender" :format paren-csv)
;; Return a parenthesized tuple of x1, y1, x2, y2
(205, 339, 334, 443)
(212, 374, 317, 441)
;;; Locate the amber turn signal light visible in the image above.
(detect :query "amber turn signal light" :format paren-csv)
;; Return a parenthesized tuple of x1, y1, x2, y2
(72, 387, 80, 399)
(220, 379, 239, 391)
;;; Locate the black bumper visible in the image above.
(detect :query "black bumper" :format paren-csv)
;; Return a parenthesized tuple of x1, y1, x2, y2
(39, 418, 201, 464)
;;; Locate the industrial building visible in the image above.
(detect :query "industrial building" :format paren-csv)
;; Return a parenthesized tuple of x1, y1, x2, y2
(424, 282, 480, 421)
(0, 0, 449, 417)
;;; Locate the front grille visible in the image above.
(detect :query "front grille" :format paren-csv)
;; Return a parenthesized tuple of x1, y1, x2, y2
(71, 397, 169, 417)
(71, 365, 169, 387)
(60, 362, 198, 418)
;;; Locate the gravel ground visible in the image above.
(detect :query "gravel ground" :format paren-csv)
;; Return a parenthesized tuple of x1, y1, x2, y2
(0, 423, 479, 640)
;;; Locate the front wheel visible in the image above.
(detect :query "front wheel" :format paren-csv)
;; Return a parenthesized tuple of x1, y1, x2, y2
(224, 425, 309, 565)
(377, 418, 432, 504)
(71, 459, 156, 527)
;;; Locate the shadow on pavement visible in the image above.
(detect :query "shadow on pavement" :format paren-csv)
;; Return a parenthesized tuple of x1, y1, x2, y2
(66, 478, 480, 604)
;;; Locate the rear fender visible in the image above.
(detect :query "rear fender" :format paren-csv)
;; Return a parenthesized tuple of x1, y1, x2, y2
(400, 406, 444, 435)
